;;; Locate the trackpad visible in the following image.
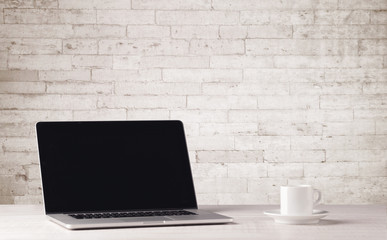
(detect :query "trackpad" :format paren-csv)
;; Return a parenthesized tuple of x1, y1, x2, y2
(118, 216, 166, 222)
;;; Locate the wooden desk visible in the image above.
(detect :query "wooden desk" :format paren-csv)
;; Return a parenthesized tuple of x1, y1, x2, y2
(0, 205, 386, 240)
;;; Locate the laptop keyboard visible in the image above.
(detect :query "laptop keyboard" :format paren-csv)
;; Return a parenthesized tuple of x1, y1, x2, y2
(69, 210, 197, 219)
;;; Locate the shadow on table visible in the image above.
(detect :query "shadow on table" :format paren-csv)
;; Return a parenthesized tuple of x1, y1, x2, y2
(318, 219, 344, 225)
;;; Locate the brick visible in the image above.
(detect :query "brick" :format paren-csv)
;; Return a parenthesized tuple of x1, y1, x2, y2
(338, 0, 387, 10)
(371, 10, 387, 24)
(187, 96, 257, 109)
(46, 82, 113, 94)
(320, 95, 387, 109)
(326, 150, 387, 162)
(235, 136, 290, 150)
(304, 163, 359, 177)
(228, 110, 259, 123)
(99, 39, 189, 55)
(363, 82, 387, 94)
(202, 83, 288, 95)
(0, 110, 72, 123)
(219, 26, 247, 39)
(58, 0, 131, 9)
(127, 109, 169, 120)
(172, 26, 219, 39)
(264, 150, 325, 163)
(194, 178, 246, 193)
(290, 82, 363, 95)
(197, 150, 263, 163)
(199, 123, 258, 136)
(212, 0, 337, 10)
(63, 39, 98, 54)
(0, 123, 32, 137)
(0, 137, 39, 152)
(268, 163, 304, 177)
(0, 82, 46, 94)
(228, 163, 267, 177)
(360, 40, 387, 55)
(258, 123, 322, 136)
(0, 70, 38, 82)
(247, 25, 292, 38)
(359, 162, 387, 177)
(241, 10, 313, 25)
(294, 25, 387, 39)
(0, 51, 7, 70)
(229, 109, 353, 123)
(92, 69, 161, 82)
(141, 56, 209, 68)
(0, 152, 37, 166)
(35, 0, 58, 8)
(182, 123, 199, 136)
(274, 56, 383, 68)
(132, 0, 210, 10)
(115, 82, 201, 95)
(156, 11, 239, 25)
(72, 25, 126, 38)
(248, 178, 287, 197)
(170, 110, 228, 123)
(246, 39, 358, 55)
(97, 96, 186, 109)
(127, 26, 170, 38)
(0, 24, 73, 38)
(96, 10, 154, 24)
(240, 11, 270, 24)
(355, 109, 387, 119)
(3, 0, 34, 8)
(210, 56, 273, 68)
(0, 175, 28, 196)
(0, 38, 62, 54)
(244, 69, 325, 83)
(39, 70, 90, 81)
(315, 10, 370, 24)
(24, 164, 40, 180)
(0, 9, 3, 24)
(376, 120, 387, 134)
(323, 121, 375, 136)
(217, 192, 269, 204)
(190, 39, 244, 55)
(73, 109, 126, 120)
(187, 136, 234, 150)
(163, 69, 242, 83)
(324, 69, 387, 82)
(0, 94, 96, 110)
(291, 136, 387, 150)
(8, 55, 72, 70)
(113, 56, 141, 69)
(4, 9, 96, 24)
(191, 163, 227, 178)
(258, 95, 319, 109)
(72, 55, 112, 68)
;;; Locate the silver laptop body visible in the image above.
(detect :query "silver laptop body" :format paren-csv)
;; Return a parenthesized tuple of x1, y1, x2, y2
(36, 120, 233, 230)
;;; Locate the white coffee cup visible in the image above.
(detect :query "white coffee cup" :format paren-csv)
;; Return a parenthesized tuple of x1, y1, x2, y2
(280, 185, 321, 216)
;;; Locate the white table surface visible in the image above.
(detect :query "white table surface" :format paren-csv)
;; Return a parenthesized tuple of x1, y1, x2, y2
(0, 205, 386, 240)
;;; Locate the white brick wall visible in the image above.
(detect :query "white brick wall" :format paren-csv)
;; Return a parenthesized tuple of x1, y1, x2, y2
(0, 0, 386, 205)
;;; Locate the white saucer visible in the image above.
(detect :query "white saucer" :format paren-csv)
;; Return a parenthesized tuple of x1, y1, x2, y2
(264, 209, 329, 225)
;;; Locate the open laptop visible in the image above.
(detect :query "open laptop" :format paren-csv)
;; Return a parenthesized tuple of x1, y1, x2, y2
(36, 120, 233, 230)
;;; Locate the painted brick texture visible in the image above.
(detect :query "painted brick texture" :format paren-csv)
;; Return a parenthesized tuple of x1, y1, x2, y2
(0, 0, 386, 205)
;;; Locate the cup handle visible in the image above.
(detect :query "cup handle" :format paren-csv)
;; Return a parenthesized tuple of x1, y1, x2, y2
(313, 189, 322, 207)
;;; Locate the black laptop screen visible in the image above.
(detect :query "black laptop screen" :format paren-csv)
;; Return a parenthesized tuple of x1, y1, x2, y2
(36, 121, 197, 214)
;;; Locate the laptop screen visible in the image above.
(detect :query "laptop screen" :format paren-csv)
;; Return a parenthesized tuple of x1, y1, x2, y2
(36, 121, 197, 214)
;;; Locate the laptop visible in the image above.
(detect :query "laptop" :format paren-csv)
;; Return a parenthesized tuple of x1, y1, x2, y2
(36, 120, 233, 230)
